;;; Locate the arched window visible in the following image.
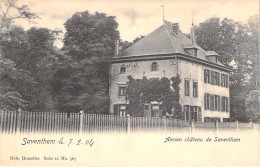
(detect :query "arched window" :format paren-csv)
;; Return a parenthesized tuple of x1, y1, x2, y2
(120, 65, 126, 73)
(151, 62, 158, 71)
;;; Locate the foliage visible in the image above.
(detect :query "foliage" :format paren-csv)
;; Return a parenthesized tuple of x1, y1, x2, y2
(126, 75, 182, 118)
(0, 0, 40, 111)
(51, 11, 120, 113)
(195, 16, 259, 122)
(0, 26, 61, 111)
(245, 89, 260, 122)
(170, 75, 183, 119)
(0, 0, 38, 40)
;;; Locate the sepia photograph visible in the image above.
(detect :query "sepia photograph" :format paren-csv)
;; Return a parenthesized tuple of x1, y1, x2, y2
(0, 0, 259, 166)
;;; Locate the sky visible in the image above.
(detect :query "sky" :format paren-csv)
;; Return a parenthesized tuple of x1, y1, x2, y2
(11, 0, 260, 47)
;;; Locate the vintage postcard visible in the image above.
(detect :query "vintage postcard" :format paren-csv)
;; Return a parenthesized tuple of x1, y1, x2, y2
(0, 0, 259, 166)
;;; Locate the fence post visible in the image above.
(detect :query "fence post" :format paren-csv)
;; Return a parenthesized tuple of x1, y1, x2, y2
(236, 120, 239, 132)
(252, 122, 255, 130)
(191, 119, 195, 133)
(16, 108, 22, 135)
(163, 116, 166, 133)
(79, 110, 84, 135)
(215, 120, 218, 133)
(127, 114, 130, 134)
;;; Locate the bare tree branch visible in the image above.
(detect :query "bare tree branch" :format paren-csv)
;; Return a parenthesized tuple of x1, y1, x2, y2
(0, 6, 5, 15)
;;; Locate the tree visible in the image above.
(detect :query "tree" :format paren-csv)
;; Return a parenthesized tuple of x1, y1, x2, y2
(0, 0, 37, 41)
(0, 0, 39, 111)
(22, 27, 61, 111)
(0, 0, 38, 82)
(51, 11, 120, 113)
(245, 90, 260, 123)
(195, 17, 259, 122)
(0, 26, 61, 111)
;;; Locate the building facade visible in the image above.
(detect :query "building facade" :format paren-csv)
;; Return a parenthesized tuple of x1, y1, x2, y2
(109, 21, 232, 122)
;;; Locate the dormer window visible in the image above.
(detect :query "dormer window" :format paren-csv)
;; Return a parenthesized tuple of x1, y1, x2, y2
(120, 65, 126, 73)
(205, 51, 219, 63)
(151, 62, 158, 71)
(184, 44, 198, 57)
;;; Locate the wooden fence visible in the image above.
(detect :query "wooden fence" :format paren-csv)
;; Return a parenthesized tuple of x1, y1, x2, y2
(0, 110, 258, 134)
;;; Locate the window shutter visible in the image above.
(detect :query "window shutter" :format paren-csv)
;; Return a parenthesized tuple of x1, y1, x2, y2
(226, 98, 229, 112)
(217, 73, 220, 86)
(126, 104, 129, 115)
(214, 95, 217, 111)
(212, 95, 214, 111)
(220, 74, 223, 87)
(210, 71, 214, 84)
(226, 75, 229, 88)
(221, 97, 224, 112)
(204, 70, 207, 83)
(204, 93, 207, 110)
(113, 104, 119, 116)
(188, 80, 190, 96)
(218, 96, 221, 111)
(209, 95, 212, 110)
(210, 95, 214, 111)
(198, 107, 202, 122)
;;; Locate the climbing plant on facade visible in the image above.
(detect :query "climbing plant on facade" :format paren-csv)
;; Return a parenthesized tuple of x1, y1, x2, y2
(126, 75, 182, 118)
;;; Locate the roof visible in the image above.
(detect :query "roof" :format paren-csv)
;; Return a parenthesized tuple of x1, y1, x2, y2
(117, 20, 225, 66)
(205, 51, 219, 56)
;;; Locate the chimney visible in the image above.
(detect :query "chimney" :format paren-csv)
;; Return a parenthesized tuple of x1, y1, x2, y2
(172, 23, 179, 35)
(115, 40, 119, 56)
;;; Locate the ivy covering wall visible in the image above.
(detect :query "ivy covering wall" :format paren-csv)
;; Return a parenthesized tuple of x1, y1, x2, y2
(126, 75, 183, 118)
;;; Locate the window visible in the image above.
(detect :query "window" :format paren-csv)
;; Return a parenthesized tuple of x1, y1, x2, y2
(151, 104, 159, 117)
(205, 70, 227, 87)
(204, 69, 210, 83)
(193, 81, 198, 97)
(119, 86, 126, 96)
(214, 72, 220, 85)
(222, 96, 229, 112)
(221, 74, 226, 87)
(144, 104, 149, 110)
(223, 118, 230, 122)
(185, 79, 190, 96)
(212, 72, 218, 85)
(204, 93, 210, 110)
(205, 93, 228, 112)
(184, 105, 199, 121)
(204, 117, 211, 122)
(221, 74, 229, 88)
(204, 93, 214, 110)
(119, 104, 126, 117)
(217, 73, 220, 86)
(151, 62, 158, 71)
(214, 95, 219, 111)
(120, 65, 126, 73)
(144, 104, 150, 117)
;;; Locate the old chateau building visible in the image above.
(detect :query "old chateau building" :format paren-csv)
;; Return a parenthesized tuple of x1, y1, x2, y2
(109, 20, 232, 122)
